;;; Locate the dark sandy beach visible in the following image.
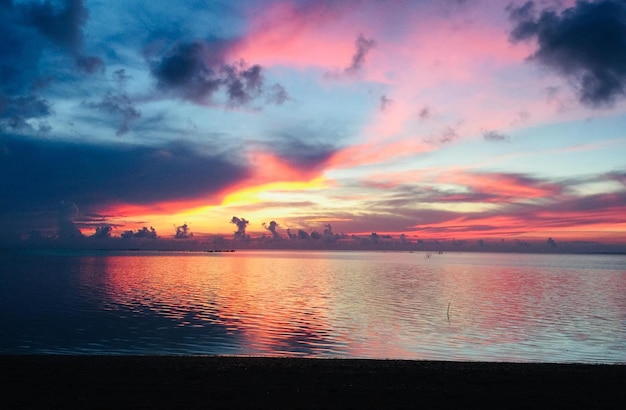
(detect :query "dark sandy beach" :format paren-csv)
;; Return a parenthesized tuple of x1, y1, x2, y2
(2, 355, 625, 409)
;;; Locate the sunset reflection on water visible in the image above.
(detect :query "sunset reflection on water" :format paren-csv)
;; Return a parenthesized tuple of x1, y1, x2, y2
(2, 250, 625, 362)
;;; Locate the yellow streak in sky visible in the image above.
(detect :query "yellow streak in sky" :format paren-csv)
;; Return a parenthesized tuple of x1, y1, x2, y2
(111, 177, 330, 236)
(221, 177, 327, 206)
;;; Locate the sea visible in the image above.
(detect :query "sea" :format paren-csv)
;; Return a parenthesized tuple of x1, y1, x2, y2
(1, 249, 625, 364)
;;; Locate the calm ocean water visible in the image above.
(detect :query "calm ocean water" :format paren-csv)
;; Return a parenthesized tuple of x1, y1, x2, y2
(1, 249, 625, 363)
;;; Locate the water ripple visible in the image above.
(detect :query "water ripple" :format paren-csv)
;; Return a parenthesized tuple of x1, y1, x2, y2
(1, 251, 625, 363)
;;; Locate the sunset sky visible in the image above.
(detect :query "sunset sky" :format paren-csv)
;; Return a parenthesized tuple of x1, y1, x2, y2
(1, 0, 625, 246)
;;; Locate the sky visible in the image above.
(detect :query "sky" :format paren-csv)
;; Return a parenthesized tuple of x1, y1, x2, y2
(1, 0, 625, 250)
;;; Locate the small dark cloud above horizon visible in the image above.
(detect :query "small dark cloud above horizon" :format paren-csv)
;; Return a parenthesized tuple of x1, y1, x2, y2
(483, 130, 509, 142)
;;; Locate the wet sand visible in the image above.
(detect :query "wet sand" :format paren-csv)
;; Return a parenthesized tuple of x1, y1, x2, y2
(2, 355, 625, 409)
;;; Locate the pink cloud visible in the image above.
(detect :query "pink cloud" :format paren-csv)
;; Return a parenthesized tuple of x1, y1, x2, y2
(229, 1, 356, 69)
(328, 138, 434, 169)
(442, 172, 565, 200)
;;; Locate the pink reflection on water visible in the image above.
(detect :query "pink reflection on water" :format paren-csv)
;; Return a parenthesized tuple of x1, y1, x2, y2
(211, 253, 337, 355)
(74, 251, 626, 361)
(90, 252, 342, 355)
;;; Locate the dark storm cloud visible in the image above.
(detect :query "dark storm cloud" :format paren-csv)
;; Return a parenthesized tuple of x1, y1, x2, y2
(345, 34, 376, 75)
(508, 0, 626, 107)
(0, 134, 250, 213)
(151, 40, 287, 107)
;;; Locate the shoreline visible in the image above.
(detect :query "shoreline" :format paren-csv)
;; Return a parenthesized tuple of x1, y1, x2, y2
(3, 355, 625, 408)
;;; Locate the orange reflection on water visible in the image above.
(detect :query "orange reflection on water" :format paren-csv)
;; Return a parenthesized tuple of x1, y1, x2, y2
(75, 251, 626, 361)
(96, 252, 340, 355)
(210, 253, 339, 355)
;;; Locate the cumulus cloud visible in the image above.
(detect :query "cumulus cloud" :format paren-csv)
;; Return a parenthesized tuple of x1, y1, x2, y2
(175, 223, 193, 239)
(231, 216, 249, 238)
(57, 201, 83, 239)
(262, 220, 280, 238)
(91, 225, 112, 239)
(122, 226, 157, 239)
(508, 0, 626, 107)
(151, 40, 287, 107)
(322, 223, 337, 242)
